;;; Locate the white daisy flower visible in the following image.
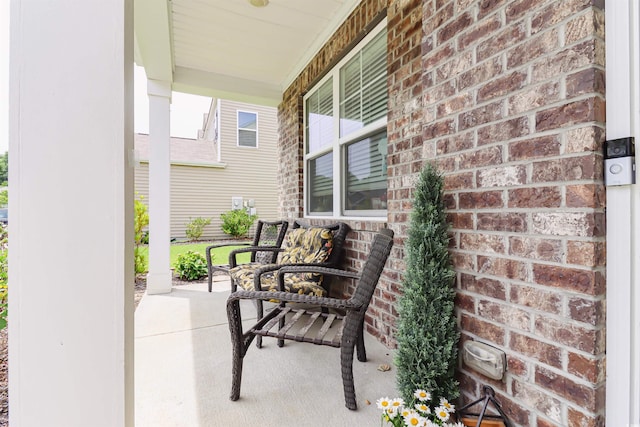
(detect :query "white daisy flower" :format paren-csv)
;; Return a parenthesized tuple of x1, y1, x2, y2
(403, 410, 425, 427)
(414, 389, 431, 402)
(440, 397, 455, 412)
(435, 406, 451, 422)
(376, 397, 392, 410)
(415, 402, 431, 414)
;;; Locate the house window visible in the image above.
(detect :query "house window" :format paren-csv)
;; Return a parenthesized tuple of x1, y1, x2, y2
(304, 19, 387, 218)
(237, 111, 257, 147)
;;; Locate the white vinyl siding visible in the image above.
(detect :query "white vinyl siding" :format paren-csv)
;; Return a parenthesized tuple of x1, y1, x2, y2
(303, 19, 387, 218)
(134, 100, 278, 240)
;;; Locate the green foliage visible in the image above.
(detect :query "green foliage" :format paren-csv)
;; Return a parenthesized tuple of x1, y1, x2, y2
(220, 209, 257, 239)
(0, 224, 8, 329)
(134, 194, 150, 274)
(395, 164, 459, 405)
(0, 151, 8, 187)
(185, 217, 211, 241)
(174, 250, 208, 281)
(0, 190, 7, 207)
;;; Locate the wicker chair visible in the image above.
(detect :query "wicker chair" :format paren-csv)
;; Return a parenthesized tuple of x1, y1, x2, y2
(227, 220, 350, 347)
(226, 228, 394, 410)
(205, 219, 288, 292)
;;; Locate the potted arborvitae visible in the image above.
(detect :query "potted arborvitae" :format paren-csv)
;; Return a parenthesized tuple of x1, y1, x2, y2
(394, 163, 459, 411)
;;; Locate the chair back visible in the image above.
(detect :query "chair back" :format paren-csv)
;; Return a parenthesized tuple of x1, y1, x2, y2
(349, 228, 394, 313)
(252, 220, 289, 263)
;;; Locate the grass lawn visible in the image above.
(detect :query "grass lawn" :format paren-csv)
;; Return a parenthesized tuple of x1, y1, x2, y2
(137, 242, 251, 270)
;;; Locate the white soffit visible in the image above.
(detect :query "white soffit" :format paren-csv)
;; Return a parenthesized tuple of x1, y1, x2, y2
(136, 0, 361, 105)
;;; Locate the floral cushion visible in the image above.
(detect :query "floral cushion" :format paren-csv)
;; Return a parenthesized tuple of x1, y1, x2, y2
(229, 227, 334, 296)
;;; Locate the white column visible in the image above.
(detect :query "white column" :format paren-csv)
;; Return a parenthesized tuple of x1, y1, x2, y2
(146, 79, 173, 294)
(605, 1, 640, 426)
(9, 1, 134, 426)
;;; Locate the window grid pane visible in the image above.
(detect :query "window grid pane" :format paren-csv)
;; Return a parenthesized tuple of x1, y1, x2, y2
(306, 78, 333, 154)
(308, 153, 333, 213)
(344, 132, 387, 212)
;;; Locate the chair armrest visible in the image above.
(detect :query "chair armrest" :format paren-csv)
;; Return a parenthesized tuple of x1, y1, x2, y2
(227, 289, 360, 311)
(229, 246, 283, 268)
(205, 242, 250, 267)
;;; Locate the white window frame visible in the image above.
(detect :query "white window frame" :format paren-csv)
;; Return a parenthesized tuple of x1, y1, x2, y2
(303, 18, 387, 220)
(237, 110, 258, 148)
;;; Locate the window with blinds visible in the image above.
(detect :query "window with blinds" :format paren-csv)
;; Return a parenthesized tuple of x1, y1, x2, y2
(303, 19, 387, 218)
(237, 111, 257, 148)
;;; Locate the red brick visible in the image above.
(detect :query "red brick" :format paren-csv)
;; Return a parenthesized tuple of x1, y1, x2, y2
(461, 314, 506, 344)
(508, 135, 561, 161)
(477, 212, 527, 232)
(565, 8, 605, 45)
(478, 256, 528, 281)
(437, 11, 473, 44)
(533, 264, 600, 294)
(531, 154, 601, 183)
(509, 332, 562, 368)
(508, 187, 561, 208)
(533, 39, 605, 82)
(436, 92, 474, 117)
(423, 118, 456, 139)
(459, 146, 503, 169)
(532, 211, 604, 238)
(512, 380, 562, 422)
(566, 184, 605, 208)
(567, 240, 605, 267)
(423, 42, 456, 69)
(460, 232, 506, 253)
(458, 14, 502, 49)
(537, 416, 561, 427)
(566, 126, 605, 154)
(567, 407, 605, 427)
(506, 354, 529, 377)
(477, 21, 527, 61)
(568, 296, 604, 326)
(459, 101, 505, 131)
(534, 315, 603, 353)
(436, 50, 474, 81)
(506, 28, 559, 69)
(424, 2, 454, 34)
(459, 190, 504, 209)
(566, 68, 606, 98)
(452, 251, 476, 271)
(436, 131, 474, 154)
(476, 165, 527, 188)
(535, 366, 603, 411)
(458, 57, 503, 91)
(508, 81, 560, 115)
(455, 292, 476, 312)
(510, 284, 562, 314)
(478, 116, 529, 144)
(478, 0, 507, 19)
(447, 212, 474, 229)
(505, 0, 550, 23)
(531, 0, 594, 35)
(459, 273, 507, 300)
(444, 172, 474, 190)
(478, 71, 527, 102)
(568, 352, 605, 383)
(509, 236, 563, 263)
(478, 300, 531, 330)
(536, 97, 605, 132)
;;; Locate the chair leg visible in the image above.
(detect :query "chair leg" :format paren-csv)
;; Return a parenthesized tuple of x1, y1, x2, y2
(206, 252, 213, 293)
(227, 299, 244, 401)
(356, 318, 367, 362)
(255, 299, 264, 348)
(340, 343, 358, 410)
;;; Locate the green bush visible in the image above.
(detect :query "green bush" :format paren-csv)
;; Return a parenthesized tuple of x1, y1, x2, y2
(134, 195, 150, 274)
(185, 217, 211, 241)
(174, 250, 208, 281)
(395, 164, 459, 405)
(0, 223, 7, 329)
(0, 190, 7, 207)
(220, 209, 257, 239)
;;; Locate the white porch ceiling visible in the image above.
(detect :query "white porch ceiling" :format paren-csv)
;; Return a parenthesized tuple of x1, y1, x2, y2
(134, 0, 361, 106)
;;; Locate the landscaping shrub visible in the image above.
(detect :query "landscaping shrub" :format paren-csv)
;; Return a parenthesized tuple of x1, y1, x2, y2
(134, 195, 149, 274)
(174, 250, 208, 281)
(185, 217, 211, 241)
(220, 209, 257, 239)
(395, 164, 459, 405)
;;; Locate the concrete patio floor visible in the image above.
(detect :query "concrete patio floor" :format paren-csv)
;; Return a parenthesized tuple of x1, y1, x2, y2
(135, 276, 399, 427)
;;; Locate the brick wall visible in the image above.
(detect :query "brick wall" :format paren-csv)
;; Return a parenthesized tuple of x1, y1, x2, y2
(278, 0, 606, 425)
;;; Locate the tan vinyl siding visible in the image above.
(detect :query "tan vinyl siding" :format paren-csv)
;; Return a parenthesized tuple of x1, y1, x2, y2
(134, 99, 279, 240)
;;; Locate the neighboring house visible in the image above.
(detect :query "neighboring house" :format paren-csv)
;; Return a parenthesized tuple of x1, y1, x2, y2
(278, 2, 610, 426)
(135, 98, 279, 240)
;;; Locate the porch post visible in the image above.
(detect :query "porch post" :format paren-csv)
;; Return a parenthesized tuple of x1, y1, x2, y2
(8, 1, 134, 426)
(146, 79, 173, 294)
(605, 0, 640, 425)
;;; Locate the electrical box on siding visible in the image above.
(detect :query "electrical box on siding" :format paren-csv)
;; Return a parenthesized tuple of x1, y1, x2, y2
(231, 197, 243, 210)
